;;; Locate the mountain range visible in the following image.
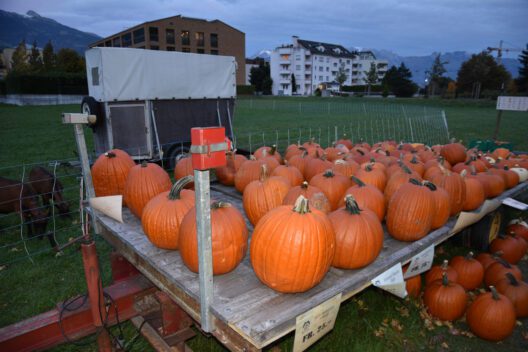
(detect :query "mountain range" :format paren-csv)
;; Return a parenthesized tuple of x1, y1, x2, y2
(0, 10, 101, 53)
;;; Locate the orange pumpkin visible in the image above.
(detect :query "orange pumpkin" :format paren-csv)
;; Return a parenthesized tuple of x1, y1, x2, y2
(91, 149, 135, 203)
(234, 157, 265, 193)
(304, 155, 332, 182)
(288, 151, 311, 176)
(124, 162, 172, 218)
(507, 222, 528, 242)
(339, 176, 385, 221)
(250, 196, 336, 293)
(331, 159, 359, 177)
(424, 273, 467, 321)
(354, 163, 387, 192)
(329, 195, 383, 269)
(309, 170, 350, 210)
(254, 145, 282, 164)
(215, 152, 247, 186)
(141, 176, 194, 249)
(179, 201, 248, 275)
(484, 259, 523, 287)
(461, 170, 485, 211)
(423, 181, 451, 230)
(282, 181, 331, 214)
(449, 252, 484, 290)
(430, 166, 466, 216)
(496, 273, 528, 318)
(476, 252, 501, 270)
(425, 260, 459, 285)
(284, 143, 303, 161)
(403, 265, 422, 298)
(271, 161, 304, 187)
(440, 142, 467, 165)
(384, 164, 420, 206)
(489, 234, 524, 264)
(174, 155, 194, 188)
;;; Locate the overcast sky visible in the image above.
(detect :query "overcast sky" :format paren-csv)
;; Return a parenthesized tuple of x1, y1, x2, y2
(2, 0, 527, 57)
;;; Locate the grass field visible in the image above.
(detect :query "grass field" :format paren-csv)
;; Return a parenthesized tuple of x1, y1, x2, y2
(0, 97, 527, 351)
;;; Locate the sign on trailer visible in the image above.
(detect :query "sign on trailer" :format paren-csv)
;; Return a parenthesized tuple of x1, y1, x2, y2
(496, 96, 528, 111)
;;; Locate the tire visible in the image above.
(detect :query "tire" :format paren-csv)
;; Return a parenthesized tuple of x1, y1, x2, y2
(166, 144, 190, 170)
(81, 96, 102, 130)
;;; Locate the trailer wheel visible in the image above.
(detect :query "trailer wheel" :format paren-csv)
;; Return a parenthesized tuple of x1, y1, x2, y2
(81, 96, 101, 129)
(166, 144, 190, 169)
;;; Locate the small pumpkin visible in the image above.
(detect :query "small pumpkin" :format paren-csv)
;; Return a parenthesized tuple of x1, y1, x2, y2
(484, 258, 523, 287)
(309, 170, 350, 210)
(250, 196, 336, 293)
(174, 155, 194, 188)
(430, 165, 466, 216)
(461, 170, 485, 211)
(338, 176, 385, 221)
(424, 273, 467, 321)
(282, 181, 331, 214)
(384, 164, 420, 206)
(496, 273, 528, 318)
(466, 286, 516, 341)
(91, 149, 135, 203)
(179, 201, 248, 275)
(449, 252, 484, 290)
(403, 265, 422, 298)
(329, 195, 383, 269)
(288, 150, 311, 176)
(425, 260, 459, 285)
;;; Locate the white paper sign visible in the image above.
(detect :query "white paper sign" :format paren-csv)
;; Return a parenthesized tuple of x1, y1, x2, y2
(89, 195, 123, 223)
(371, 263, 407, 299)
(403, 244, 435, 279)
(502, 197, 528, 211)
(496, 96, 528, 111)
(293, 293, 342, 352)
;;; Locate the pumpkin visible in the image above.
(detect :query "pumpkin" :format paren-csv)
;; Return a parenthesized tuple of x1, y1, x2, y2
(449, 252, 484, 290)
(502, 167, 520, 189)
(329, 195, 383, 269)
(91, 149, 135, 203)
(475, 172, 505, 198)
(284, 143, 303, 161)
(215, 152, 247, 186)
(250, 196, 336, 293)
(259, 153, 280, 172)
(404, 155, 425, 176)
(484, 258, 523, 286)
(254, 145, 282, 164)
(282, 181, 331, 214)
(466, 286, 516, 341)
(124, 162, 172, 218)
(507, 222, 528, 242)
(174, 155, 194, 188)
(386, 179, 435, 242)
(141, 176, 194, 249)
(489, 234, 524, 264)
(288, 151, 311, 176)
(403, 265, 422, 298)
(425, 260, 459, 285)
(354, 163, 387, 192)
(476, 252, 501, 270)
(304, 154, 332, 182)
(384, 164, 420, 206)
(430, 166, 466, 216)
(309, 170, 350, 210)
(496, 273, 528, 318)
(440, 142, 467, 165)
(460, 170, 485, 211)
(492, 147, 511, 160)
(423, 181, 451, 230)
(324, 146, 344, 161)
(243, 165, 290, 225)
(331, 159, 359, 177)
(510, 167, 528, 182)
(271, 161, 304, 187)
(179, 201, 248, 275)
(234, 157, 265, 193)
(423, 273, 467, 321)
(335, 135, 353, 149)
(338, 176, 385, 221)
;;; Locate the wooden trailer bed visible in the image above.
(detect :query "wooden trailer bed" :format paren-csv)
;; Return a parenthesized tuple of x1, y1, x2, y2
(94, 181, 528, 351)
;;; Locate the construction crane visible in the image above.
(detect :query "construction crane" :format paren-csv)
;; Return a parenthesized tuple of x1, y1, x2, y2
(487, 40, 524, 64)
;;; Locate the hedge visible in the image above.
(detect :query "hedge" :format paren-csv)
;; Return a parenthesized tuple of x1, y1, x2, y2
(4, 73, 88, 95)
(341, 85, 383, 93)
(237, 85, 255, 95)
(0, 80, 5, 95)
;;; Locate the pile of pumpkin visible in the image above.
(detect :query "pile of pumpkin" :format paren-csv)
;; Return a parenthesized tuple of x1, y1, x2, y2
(405, 220, 528, 342)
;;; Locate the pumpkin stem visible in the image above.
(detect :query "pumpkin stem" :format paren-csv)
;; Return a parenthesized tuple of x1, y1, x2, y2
(370, 157, 376, 163)
(270, 145, 277, 155)
(344, 195, 361, 215)
(259, 164, 268, 182)
(506, 272, 519, 286)
(323, 169, 335, 178)
(410, 155, 418, 164)
(409, 178, 422, 186)
(249, 155, 257, 161)
(495, 257, 512, 268)
(441, 259, 449, 270)
(422, 181, 437, 191)
(351, 176, 365, 187)
(292, 195, 310, 214)
(211, 201, 231, 209)
(401, 164, 413, 174)
(465, 251, 475, 260)
(141, 160, 148, 168)
(300, 181, 309, 189)
(365, 164, 373, 172)
(105, 151, 116, 158)
(470, 165, 477, 176)
(489, 286, 500, 300)
(442, 272, 449, 286)
(168, 175, 194, 200)
(460, 169, 468, 178)
(357, 149, 365, 156)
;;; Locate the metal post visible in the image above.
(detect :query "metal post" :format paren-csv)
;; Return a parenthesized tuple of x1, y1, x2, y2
(441, 110, 450, 143)
(334, 126, 338, 142)
(492, 110, 503, 140)
(194, 169, 214, 333)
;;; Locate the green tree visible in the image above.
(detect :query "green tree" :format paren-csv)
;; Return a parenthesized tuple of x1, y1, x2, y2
(249, 61, 272, 94)
(11, 39, 29, 73)
(291, 73, 297, 94)
(42, 40, 56, 71)
(382, 63, 417, 98)
(28, 40, 43, 73)
(456, 51, 511, 98)
(516, 47, 528, 93)
(56, 48, 85, 73)
(427, 54, 447, 96)
(335, 66, 347, 90)
(363, 62, 378, 95)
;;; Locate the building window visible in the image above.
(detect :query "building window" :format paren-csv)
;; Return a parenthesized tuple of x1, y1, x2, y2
(150, 45, 159, 50)
(181, 30, 190, 46)
(167, 46, 175, 51)
(319, 75, 323, 80)
(211, 49, 218, 55)
(182, 47, 190, 52)
(197, 48, 204, 54)
(326, 58, 329, 62)
(133, 28, 145, 44)
(195, 32, 204, 47)
(326, 76, 329, 81)
(346, 60, 350, 64)
(326, 67, 329, 72)
(296, 65, 301, 70)
(319, 67, 323, 72)
(122, 33, 132, 47)
(105, 40, 111, 47)
(319, 57, 323, 62)
(112, 37, 121, 47)
(295, 55, 301, 61)
(149, 27, 159, 42)
(166, 29, 175, 45)
(210, 33, 218, 48)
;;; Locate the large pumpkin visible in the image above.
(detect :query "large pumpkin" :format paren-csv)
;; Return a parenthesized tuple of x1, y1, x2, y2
(124, 162, 172, 218)
(304, 155, 332, 182)
(179, 201, 248, 275)
(354, 164, 387, 192)
(489, 234, 524, 264)
(250, 196, 335, 293)
(440, 142, 467, 165)
(338, 176, 385, 221)
(328, 196, 383, 269)
(141, 176, 194, 249)
(331, 159, 359, 177)
(91, 149, 135, 202)
(386, 179, 435, 241)
(507, 221, 528, 242)
(384, 164, 420, 206)
(423, 181, 451, 230)
(496, 273, 528, 318)
(466, 286, 516, 341)
(215, 152, 247, 186)
(430, 166, 466, 216)
(234, 157, 265, 193)
(282, 181, 331, 214)
(243, 165, 290, 225)
(423, 273, 467, 321)
(461, 171, 485, 211)
(309, 170, 350, 210)
(288, 151, 311, 176)
(484, 259, 523, 287)
(254, 145, 282, 164)
(449, 252, 484, 290)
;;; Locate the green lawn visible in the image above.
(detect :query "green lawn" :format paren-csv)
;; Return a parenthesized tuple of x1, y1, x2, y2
(0, 97, 527, 352)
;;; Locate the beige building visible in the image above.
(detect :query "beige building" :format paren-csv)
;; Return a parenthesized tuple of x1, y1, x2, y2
(90, 15, 246, 85)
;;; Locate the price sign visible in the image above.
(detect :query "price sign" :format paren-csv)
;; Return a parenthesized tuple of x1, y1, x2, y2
(293, 293, 342, 352)
(502, 197, 528, 211)
(371, 263, 407, 299)
(403, 244, 435, 279)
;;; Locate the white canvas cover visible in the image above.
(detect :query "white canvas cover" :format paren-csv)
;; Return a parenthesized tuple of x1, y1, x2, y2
(85, 47, 236, 101)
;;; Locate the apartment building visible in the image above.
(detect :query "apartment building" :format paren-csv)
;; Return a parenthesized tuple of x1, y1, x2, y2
(90, 15, 246, 85)
(270, 36, 388, 95)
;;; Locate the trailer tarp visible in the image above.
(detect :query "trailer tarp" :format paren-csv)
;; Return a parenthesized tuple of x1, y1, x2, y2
(85, 47, 236, 101)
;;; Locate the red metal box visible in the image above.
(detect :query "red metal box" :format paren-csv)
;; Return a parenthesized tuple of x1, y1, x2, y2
(190, 127, 229, 170)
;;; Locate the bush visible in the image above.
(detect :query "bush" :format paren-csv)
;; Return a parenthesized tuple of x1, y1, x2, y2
(0, 79, 5, 95)
(237, 85, 255, 95)
(5, 72, 88, 94)
(341, 85, 383, 93)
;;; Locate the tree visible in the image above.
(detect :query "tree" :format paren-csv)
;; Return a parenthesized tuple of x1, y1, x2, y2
(382, 63, 418, 98)
(516, 47, 528, 93)
(56, 48, 85, 73)
(427, 54, 447, 96)
(456, 51, 511, 98)
(335, 66, 347, 89)
(291, 73, 297, 94)
(249, 62, 272, 94)
(11, 39, 29, 73)
(363, 62, 378, 95)
(42, 41, 56, 71)
(28, 40, 43, 73)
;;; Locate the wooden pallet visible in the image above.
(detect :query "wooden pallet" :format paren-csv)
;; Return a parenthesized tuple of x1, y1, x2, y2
(95, 181, 528, 351)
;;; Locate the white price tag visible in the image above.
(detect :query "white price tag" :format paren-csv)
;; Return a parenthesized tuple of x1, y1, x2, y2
(502, 197, 528, 210)
(403, 244, 435, 279)
(293, 293, 341, 352)
(371, 263, 407, 299)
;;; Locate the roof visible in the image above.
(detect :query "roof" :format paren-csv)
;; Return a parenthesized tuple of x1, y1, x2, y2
(297, 39, 356, 58)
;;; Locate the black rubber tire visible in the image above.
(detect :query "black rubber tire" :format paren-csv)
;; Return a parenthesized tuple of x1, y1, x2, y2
(166, 144, 190, 170)
(81, 96, 102, 130)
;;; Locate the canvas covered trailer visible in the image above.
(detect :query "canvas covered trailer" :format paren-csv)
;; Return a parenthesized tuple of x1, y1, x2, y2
(82, 47, 237, 165)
